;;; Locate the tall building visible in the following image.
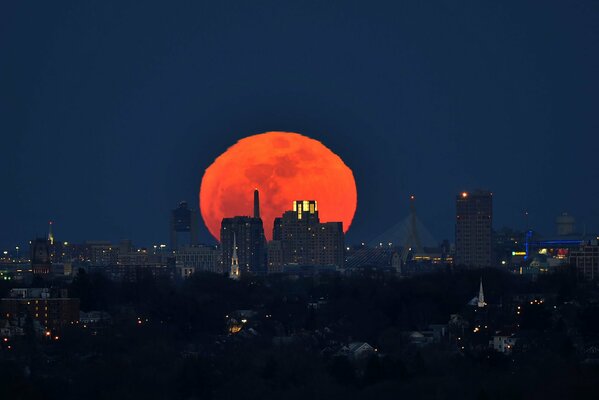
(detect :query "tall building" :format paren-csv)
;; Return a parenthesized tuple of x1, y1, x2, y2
(220, 190, 267, 276)
(170, 201, 199, 250)
(276, 200, 344, 269)
(31, 238, 52, 275)
(455, 190, 493, 268)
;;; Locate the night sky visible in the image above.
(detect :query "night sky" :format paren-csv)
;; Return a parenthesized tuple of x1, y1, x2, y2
(2, 1, 598, 249)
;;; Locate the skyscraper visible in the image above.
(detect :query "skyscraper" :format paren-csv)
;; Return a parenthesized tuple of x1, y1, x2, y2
(455, 190, 493, 268)
(170, 201, 199, 250)
(220, 190, 267, 276)
(276, 200, 344, 269)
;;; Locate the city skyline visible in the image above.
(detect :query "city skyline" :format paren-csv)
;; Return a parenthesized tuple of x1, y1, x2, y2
(2, 2, 599, 397)
(0, 188, 594, 252)
(3, 1, 599, 248)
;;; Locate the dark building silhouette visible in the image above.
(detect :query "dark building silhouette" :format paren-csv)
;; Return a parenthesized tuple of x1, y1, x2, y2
(267, 240, 284, 273)
(170, 201, 199, 250)
(220, 190, 267, 276)
(571, 240, 599, 281)
(273, 217, 283, 241)
(276, 200, 344, 269)
(455, 190, 493, 268)
(31, 238, 52, 275)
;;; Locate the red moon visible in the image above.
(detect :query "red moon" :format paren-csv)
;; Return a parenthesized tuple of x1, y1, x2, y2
(199, 131, 357, 241)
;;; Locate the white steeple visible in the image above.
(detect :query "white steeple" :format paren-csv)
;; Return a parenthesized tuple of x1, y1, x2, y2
(477, 278, 486, 308)
(48, 221, 54, 245)
(229, 233, 240, 280)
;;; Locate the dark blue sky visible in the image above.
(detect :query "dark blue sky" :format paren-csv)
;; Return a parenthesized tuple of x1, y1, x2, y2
(2, 1, 598, 248)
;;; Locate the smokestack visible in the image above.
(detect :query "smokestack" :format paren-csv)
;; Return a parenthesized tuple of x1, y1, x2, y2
(254, 189, 260, 218)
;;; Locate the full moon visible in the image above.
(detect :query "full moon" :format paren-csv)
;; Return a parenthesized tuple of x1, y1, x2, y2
(199, 131, 357, 241)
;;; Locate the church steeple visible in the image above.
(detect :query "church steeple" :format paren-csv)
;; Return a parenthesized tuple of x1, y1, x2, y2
(477, 278, 486, 308)
(48, 221, 54, 245)
(229, 233, 240, 280)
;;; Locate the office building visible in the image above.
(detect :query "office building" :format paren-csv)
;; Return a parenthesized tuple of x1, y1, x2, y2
(31, 238, 52, 275)
(276, 200, 344, 269)
(170, 201, 199, 250)
(88, 241, 118, 266)
(111, 249, 176, 282)
(175, 244, 221, 274)
(220, 190, 267, 276)
(455, 190, 493, 268)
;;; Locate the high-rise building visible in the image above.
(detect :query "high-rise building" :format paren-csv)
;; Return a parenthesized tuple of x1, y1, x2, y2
(455, 190, 493, 268)
(220, 190, 267, 276)
(276, 200, 344, 269)
(31, 238, 52, 275)
(170, 201, 199, 250)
